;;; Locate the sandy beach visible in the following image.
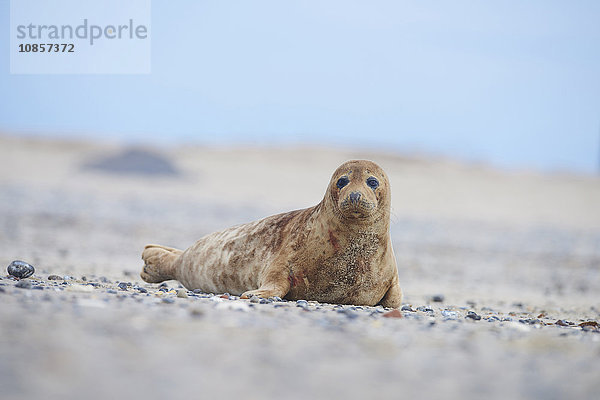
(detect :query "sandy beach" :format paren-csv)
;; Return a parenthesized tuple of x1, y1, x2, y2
(1, 134, 599, 400)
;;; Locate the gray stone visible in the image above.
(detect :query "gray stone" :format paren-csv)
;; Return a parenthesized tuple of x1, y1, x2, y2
(296, 300, 309, 308)
(7, 260, 35, 279)
(465, 311, 482, 320)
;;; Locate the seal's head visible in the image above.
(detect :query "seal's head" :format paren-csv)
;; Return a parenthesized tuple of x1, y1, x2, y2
(327, 160, 391, 222)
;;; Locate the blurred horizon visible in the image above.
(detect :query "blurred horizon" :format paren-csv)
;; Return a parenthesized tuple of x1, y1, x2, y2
(1, 1, 600, 173)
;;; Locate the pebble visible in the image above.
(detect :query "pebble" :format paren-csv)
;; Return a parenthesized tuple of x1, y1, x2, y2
(431, 295, 445, 303)
(382, 309, 403, 318)
(47, 275, 63, 280)
(159, 282, 169, 288)
(519, 318, 542, 325)
(465, 311, 482, 320)
(486, 316, 501, 322)
(15, 280, 32, 289)
(193, 289, 204, 294)
(117, 282, 128, 291)
(7, 260, 35, 279)
(137, 287, 148, 294)
(249, 295, 260, 303)
(176, 289, 188, 298)
(401, 305, 415, 312)
(296, 300, 308, 308)
(441, 310, 459, 319)
(417, 306, 434, 313)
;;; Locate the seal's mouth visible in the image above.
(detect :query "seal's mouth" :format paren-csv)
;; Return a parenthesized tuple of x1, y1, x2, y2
(339, 199, 376, 219)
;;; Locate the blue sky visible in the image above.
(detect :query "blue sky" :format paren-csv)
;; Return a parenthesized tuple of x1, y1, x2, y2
(1, 1, 600, 172)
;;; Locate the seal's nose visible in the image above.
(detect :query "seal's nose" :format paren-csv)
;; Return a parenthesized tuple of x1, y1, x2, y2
(349, 191, 361, 205)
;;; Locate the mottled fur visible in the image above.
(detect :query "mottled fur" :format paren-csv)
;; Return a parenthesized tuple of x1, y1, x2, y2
(141, 160, 402, 307)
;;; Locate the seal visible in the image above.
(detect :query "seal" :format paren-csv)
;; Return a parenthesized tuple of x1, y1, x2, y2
(141, 159, 402, 307)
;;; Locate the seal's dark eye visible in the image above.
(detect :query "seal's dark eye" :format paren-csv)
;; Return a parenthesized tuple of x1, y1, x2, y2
(366, 177, 379, 190)
(336, 177, 349, 189)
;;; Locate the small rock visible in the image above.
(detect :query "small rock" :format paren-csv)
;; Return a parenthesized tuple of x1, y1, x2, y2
(382, 309, 403, 318)
(296, 299, 308, 308)
(401, 305, 415, 312)
(250, 295, 260, 303)
(417, 306, 434, 312)
(159, 282, 169, 288)
(176, 289, 188, 298)
(441, 310, 459, 319)
(486, 316, 501, 322)
(555, 319, 572, 326)
(7, 260, 35, 279)
(465, 311, 481, 320)
(193, 289, 203, 294)
(271, 296, 283, 302)
(431, 294, 445, 303)
(137, 287, 148, 294)
(519, 318, 542, 325)
(117, 282, 128, 291)
(220, 293, 230, 299)
(47, 275, 63, 280)
(15, 280, 32, 289)
(578, 321, 599, 330)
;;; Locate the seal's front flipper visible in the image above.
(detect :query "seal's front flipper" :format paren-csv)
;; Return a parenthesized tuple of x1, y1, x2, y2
(378, 276, 402, 309)
(240, 263, 290, 299)
(140, 244, 183, 283)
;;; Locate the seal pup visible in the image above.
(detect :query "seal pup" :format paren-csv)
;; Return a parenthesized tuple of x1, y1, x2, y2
(141, 159, 402, 307)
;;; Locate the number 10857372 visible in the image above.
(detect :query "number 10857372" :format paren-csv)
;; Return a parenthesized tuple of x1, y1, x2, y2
(19, 43, 74, 53)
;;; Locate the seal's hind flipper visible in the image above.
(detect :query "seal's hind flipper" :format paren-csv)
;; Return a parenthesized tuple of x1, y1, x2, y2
(140, 244, 182, 283)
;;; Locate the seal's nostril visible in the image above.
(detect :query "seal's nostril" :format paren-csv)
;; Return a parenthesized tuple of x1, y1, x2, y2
(349, 192, 361, 205)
